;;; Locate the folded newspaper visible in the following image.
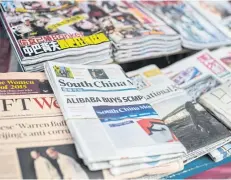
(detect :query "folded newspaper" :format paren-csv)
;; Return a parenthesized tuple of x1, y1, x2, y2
(103, 159, 184, 180)
(199, 81, 231, 131)
(199, 81, 231, 162)
(209, 142, 231, 162)
(77, 1, 181, 63)
(162, 49, 231, 100)
(138, 1, 231, 49)
(0, 72, 105, 179)
(127, 64, 231, 164)
(162, 49, 231, 163)
(44, 62, 186, 170)
(212, 47, 231, 72)
(0, 0, 112, 71)
(190, 1, 231, 39)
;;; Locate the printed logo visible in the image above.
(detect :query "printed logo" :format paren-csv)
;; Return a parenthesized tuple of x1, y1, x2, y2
(53, 65, 74, 79)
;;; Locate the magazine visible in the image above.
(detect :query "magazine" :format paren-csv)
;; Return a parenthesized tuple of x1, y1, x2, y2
(77, 1, 181, 63)
(139, 1, 231, 49)
(162, 49, 231, 100)
(0, 0, 112, 71)
(127, 65, 231, 163)
(190, 1, 231, 38)
(0, 72, 103, 179)
(44, 62, 186, 164)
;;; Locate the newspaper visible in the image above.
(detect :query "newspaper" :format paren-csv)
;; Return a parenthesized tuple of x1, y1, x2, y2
(76, 1, 181, 63)
(199, 81, 231, 130)
(212, 47, 231, 71)
(44, 62, 186, 164)
(138, 1, 231, 49)
(0, 72, 103, 179)
(91, 1, 180, 44)
(103, 159, 184, 180)
(0, 72, 184, 179)
(199, 81, 231, 162)
(127, 65, 231, 163)
(190, 1, 231, 38)
(162, 49, 231, 100)
(0, 0, 111, 71)
(209, 142, 231, 162)
(109, 157, 180, 176)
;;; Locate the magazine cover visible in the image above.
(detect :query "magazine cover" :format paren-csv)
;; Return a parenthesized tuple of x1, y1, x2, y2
(139, 1, 230, 49)
(190, 1, 231, 38)
(0, 0, 110, 62)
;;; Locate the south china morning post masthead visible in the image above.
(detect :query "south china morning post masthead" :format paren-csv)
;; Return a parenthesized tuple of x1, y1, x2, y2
(58, 78, 135, 92)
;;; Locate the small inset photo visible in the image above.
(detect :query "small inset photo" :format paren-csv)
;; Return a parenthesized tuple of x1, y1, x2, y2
(130, 74, 150, 90)
(53, 65, 74, 78)
(88, 69, 109, 79)
(17, 144, 96, 179)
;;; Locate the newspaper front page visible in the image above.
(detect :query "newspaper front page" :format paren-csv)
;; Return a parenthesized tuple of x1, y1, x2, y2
(44, 62, 186, 164)
(162, 49, 231, 100)
(127, 65, 231, 163)
(138, 1, 231, 49)
(0, 73, 104, 179)
(0, 1, 110, 62)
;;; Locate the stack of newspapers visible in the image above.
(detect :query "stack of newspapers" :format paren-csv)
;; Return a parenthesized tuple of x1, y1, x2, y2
(161, 49, 231, 164)
(80, 1, 182, 63)
(0, 0, 112, 72)
(139, 1, 231, 49)
(190, 1, 231, 39)
(127, 65, 231, 164)
(44, 62, 186, 178)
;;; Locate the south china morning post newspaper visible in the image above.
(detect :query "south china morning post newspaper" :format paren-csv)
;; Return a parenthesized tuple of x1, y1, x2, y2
(45, 62, 186, 163)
